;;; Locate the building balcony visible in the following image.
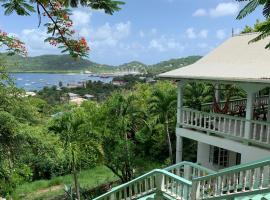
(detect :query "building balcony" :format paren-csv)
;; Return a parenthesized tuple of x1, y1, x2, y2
(179, 107, 270, 149)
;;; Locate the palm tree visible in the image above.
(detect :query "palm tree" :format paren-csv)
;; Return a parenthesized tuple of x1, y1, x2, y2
(149, 87, 176, 164)
(184, 82, 213, 111)
(48, 107, 102, 200)
(236, 0, 270, 49)
(102, 92, 146, 182)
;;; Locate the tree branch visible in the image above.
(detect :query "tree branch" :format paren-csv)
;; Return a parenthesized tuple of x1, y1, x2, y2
(35, 0, 71, 51)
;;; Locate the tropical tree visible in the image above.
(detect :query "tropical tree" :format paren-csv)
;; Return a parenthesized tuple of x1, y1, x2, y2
(184, 82, 213, 111)
(48, 106, 102, 200)
(236, 0, 270, 48)
(100, 92, 146, 183)
(149, 82, 177, 164)
(0, 0, 124, 58)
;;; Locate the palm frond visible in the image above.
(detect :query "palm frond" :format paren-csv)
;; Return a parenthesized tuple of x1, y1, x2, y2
(236, 0, 260, 19)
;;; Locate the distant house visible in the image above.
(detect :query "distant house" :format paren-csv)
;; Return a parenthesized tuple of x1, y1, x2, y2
(84, 94, 95, 100)
(112, 80, 127, 86)
(68, 92, 79, 100)
(69, 97, 86, 106)
(25, 91, 36, 97)
(67, 81, 86, 89)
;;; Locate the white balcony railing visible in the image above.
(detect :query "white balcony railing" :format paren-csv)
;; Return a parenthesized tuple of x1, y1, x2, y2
(180, 108, 270, 147)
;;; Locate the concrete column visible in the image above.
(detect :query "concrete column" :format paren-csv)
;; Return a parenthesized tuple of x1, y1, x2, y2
(176, 135, 183, 163)
(177, 81, 184, 126)
(215, 84, 220, 103)
(154, 173, 165, 199)
(267, 89, 270, 122)
(245, 90, 255, 139)
(239, 83, 264, 140)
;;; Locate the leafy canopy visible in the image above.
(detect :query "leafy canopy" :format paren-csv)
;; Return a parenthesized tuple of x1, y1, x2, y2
(236, 0, 270, 49)
(0, 0, 124, 58)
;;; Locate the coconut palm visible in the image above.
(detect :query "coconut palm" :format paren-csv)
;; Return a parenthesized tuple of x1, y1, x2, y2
(149, 87, 177, 164)
(184, 82, 213, 111)
(236, 0, 270, 49)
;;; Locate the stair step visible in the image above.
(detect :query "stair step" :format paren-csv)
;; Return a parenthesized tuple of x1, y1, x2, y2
(235, 192, 270, 200)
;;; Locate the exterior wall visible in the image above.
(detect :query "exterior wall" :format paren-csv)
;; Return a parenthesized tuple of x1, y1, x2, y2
(178, 128, 270, 168)
(197, 142, 238, 171)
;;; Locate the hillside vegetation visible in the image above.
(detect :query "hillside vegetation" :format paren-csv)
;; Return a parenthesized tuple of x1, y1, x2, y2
(1, 54, 201, 74)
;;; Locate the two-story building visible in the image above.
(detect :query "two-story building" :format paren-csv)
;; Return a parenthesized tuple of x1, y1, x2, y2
(160, 33, 270, 171)
(94, 33, 270, 200)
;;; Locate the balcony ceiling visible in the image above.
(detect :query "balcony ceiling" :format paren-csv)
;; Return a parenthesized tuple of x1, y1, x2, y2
(159, 33, 270, 84)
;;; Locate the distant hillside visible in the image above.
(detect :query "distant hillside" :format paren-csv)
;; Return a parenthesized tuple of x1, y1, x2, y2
(0, 54, 108, 72)
(148, 56, 202, 74)
(1, 54, 201, 74)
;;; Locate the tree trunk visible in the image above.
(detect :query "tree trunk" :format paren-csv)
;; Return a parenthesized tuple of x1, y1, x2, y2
(165, 115, 173, 164)
(72, 150, 80, 200)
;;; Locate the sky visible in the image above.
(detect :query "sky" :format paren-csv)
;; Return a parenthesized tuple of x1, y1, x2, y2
(0, 0, 265, 65)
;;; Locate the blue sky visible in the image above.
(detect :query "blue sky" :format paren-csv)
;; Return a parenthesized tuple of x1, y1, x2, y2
(0, 0, 264, 65)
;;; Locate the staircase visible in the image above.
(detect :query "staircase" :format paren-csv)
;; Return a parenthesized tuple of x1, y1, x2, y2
(93, 159, 270, 200)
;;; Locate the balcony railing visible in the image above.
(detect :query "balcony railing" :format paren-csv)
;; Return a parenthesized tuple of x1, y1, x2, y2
(180, 108, 270, 147)
(201, 95, 269, 113)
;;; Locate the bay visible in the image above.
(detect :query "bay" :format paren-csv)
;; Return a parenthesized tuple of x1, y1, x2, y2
(10, 73, 113, 91)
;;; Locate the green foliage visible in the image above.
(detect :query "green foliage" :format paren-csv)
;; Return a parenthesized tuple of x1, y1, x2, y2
(184, 82, 213, 110)
(2, 0, 35, 16)
(237, 0, 270, 49)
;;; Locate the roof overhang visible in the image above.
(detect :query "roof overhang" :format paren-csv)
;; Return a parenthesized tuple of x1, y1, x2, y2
(158, 33, 270, 85)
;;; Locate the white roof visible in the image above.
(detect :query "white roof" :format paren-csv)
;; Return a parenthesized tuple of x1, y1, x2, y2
(159, 33, 270, 83)
(68, 92, 79, 97)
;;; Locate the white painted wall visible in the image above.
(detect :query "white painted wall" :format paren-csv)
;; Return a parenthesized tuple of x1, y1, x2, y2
(178, 128, 270, 168)
(197, 142, 239, 171)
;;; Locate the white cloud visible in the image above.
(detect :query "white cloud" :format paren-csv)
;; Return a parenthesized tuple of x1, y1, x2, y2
(198, 29, 208, 39)
(186, 28, 196, 39)
(193, 9, 207, 17)
(148, 35, 185, 52)
(186, 28, 208, 39)
(71, 9, 92, 27)
(216, 29, 227, 40)
(209, 2, 239, 17)
(20, 29, 60, 55)
(139, 30, 145, 38)
(197, 43, 209, 49)
(193, 2, 240, 18)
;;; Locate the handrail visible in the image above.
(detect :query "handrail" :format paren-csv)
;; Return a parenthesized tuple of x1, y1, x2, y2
(93, 169, 192, 200)
(182, 107, 246, 121)
(201, 95, 269, 107)
(191, 157, 270, 200)
(164, 161, 216, 175)
(194, 158, 270, 181)
(180, 107, 270, 147)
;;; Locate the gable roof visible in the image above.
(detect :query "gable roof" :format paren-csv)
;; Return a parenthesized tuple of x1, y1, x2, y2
(159, 33, 270, 84)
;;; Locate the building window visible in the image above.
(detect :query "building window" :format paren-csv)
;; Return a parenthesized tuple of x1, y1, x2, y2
(209, 146, 229, 167)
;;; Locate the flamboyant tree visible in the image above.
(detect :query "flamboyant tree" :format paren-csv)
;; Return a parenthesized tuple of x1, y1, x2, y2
(0, 0, 124, 58)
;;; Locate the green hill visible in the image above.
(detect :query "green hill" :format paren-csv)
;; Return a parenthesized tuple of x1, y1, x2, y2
(148, 56, 202, 74)
(0, 54, 110, 72)
(1, 54, 201, 74)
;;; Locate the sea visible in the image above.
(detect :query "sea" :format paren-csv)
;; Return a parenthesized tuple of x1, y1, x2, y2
(10, 73, 113, 91)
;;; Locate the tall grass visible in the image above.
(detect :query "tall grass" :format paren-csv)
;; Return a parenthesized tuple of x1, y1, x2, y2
(13, 166, 117, 200)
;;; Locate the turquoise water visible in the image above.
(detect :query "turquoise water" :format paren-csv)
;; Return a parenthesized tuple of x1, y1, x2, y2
(11, 73, 113, 91)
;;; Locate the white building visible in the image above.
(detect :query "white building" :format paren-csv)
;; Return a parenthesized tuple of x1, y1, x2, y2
(67, 92, 79, 100)
(159, 33, 270, 171)
(94, 33, 270, 200)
